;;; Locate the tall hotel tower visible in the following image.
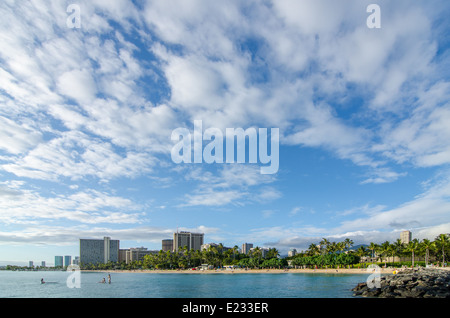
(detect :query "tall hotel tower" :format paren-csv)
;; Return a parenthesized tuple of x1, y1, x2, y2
(173, 231, 204, 252)
(79, 236, 119, 265)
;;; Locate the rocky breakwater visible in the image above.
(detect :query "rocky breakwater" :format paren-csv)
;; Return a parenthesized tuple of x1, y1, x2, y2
(352, 268, 450, 298)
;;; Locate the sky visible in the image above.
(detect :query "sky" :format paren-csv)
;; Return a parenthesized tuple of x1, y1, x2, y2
(1, 0, 450, 265)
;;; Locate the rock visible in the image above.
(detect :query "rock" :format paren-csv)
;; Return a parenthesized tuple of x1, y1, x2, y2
(361, 288, 381, 297)
(352, 268, 450, 298)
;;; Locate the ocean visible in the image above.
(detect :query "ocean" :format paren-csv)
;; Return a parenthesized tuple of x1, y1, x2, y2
(0, 270, 367, 298)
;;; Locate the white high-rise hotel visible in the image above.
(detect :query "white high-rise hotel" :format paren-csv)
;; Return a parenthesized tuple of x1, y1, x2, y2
(79, 237, 119, 265)
(173, 231, 204, 252)
(400, 230, 412, 244)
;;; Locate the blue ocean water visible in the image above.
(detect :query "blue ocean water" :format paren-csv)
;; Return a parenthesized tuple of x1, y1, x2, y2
(0, 271, 368, 298)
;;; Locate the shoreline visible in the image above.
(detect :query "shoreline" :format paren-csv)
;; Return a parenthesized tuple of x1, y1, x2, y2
(83, 267, 442, 275)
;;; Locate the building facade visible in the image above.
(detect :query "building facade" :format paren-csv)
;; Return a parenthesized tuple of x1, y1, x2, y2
(173, 231, 204, 252)
(400, 230, 412, 244)
(201, 243, 232, 252)
(162, 239, 174, 252)
(242, 243, 253, 255)
(79, 237, 119, 265)
(125, 247, 157, 264)
(64, 255, 72, 267)
(55, 256, 63, 267)
(119, 249, 127, 263)
(288, 249, 297, 257)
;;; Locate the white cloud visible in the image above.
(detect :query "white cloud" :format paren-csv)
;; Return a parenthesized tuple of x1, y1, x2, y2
(336, 173, 450, 233)
(56, 69, 97, 104)
(179, 165, 279, 207)
(2, 131, 155, 182)
(372, 84, 450, 168)
(0, 116, 42, 155)
(182, 188, 247, 207)
(0, 181, 143, 225)
(360, 168, 407, 184)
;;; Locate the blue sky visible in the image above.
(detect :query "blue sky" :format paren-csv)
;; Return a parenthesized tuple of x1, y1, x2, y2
(1, 0, 450, 265)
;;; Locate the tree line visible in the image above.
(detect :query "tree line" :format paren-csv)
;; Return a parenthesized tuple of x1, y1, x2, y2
(77, 233, 450, 270)
(80, 244, 286, 270)
(351, 233, 450, 267)
(289, 233, 450, 268)
(141, 244, 286, 270)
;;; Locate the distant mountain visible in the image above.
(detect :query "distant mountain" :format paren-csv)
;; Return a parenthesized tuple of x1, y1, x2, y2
(349, 244, 369, 251)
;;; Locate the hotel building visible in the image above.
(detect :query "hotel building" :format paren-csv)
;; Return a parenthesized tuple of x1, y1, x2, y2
(400, 230, 412, 244)
(64, 255, 72, 267)
(79, 237, 119, 265)
(173, 231, 204, 252)
(55, 256, 63, 267)
(162, 239, 174, 252)
(242, 243, 253, 255)
(118, 247, 158, 264)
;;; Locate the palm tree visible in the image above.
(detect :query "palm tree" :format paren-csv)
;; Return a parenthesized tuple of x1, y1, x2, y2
(355, 246, 368, 267)
(404, 239, 420, 267)
(319, 238, 330, 254)
(368, 242, 378, 263)
(387, 243, 397, 264)
(216, 243, 224, 267)
(210, 246, 219, 267)
(379, 241, 391, 267)
(251, 247, 262, 268)
(307, 243, 320, 256)
(344, 238, 354, 252)
(328, 241, 338, 254)
(434, 234, 449, 267)
(336, 242, 346, 254)
(420, 239, 435, 266)
(393, 239, 405, 263)
(232, 245, 239, 262)
(267, 248, 280, 259)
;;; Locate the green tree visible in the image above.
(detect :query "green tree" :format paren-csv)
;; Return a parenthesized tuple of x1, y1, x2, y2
(232, 245, 239, 262)
(368, 242, 378, 263)
(393, 239, 405, 262)
(336, 242, 346, 254)
(379, 241, 391, 267)
(319, 238, 330, 255)
(250, 247, 262, 268)
(306, 243, 320, 256)
(434, 234, 449, 266)
(355, 246, 368, 266)
(404, 239, 420, 267)
(387, 243, 397, 264)
(420, 239, 435, 266)
(344, 238, 354, 252)
(266, 248, 280, 259)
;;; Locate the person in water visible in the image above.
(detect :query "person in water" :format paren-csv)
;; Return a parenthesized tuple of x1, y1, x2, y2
(99, 278, 106, 283)
(41, 278, 45, 284)
(107, 274, 111, 284)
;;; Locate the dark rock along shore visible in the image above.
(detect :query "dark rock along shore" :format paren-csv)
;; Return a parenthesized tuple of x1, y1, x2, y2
(352, 268, 450, 298)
